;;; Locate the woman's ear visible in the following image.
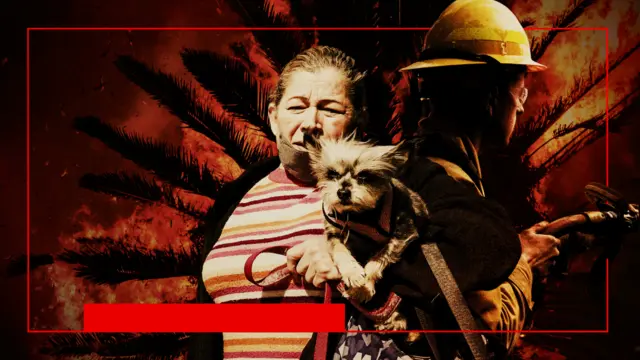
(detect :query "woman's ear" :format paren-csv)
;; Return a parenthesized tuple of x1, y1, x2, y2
(268, 102, 279, 138)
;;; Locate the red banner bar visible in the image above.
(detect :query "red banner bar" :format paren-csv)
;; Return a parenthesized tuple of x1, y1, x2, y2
(83, 304, 346, 332)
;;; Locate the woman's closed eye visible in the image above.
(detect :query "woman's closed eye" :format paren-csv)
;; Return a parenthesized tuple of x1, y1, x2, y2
(320, 106, 346, 117)
(287, 105, 307, 113)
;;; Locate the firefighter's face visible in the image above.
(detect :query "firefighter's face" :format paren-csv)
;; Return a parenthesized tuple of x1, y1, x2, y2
(494, 73, 527, 146)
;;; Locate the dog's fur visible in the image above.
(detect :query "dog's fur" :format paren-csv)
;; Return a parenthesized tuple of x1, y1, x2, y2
(307, 135, 429, 336)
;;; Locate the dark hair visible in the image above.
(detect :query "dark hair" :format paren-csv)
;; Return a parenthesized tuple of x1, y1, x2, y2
(269, 46, 368, 134)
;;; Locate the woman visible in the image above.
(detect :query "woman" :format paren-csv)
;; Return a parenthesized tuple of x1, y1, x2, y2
(190, 45, 553, 360)
(193, 46, 370, 360)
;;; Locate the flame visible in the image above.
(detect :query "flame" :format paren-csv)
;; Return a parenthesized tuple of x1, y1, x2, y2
(513, 0, 573, 27)
(511, 0, 640, 217)
(523, 0, 639, 158)
(268, 0, 291, 15)
(181, 125, 244, 182)
(31, 203, 199, 330)
(514, 338, 568, 360)
(32, 1, 640, 349)
(35, 60, 278, 332)
(30, 26, 288, 332)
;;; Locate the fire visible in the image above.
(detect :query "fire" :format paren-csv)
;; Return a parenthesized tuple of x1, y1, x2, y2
(527, 42, 640, 168)
(525, 2, 640, 219)
(512, 0, 572, 27)
(34, 203, 199, 330)
(522, 0, 640, 166)
(31, 27, 284, 332)
(30, 1, 640, 350)
(181, 125, 244, 183)
(268, 0, 291, 15)
(514, 338, 568, 360)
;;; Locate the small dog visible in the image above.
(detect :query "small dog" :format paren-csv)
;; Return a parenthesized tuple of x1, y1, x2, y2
(307, 135, 428, 336)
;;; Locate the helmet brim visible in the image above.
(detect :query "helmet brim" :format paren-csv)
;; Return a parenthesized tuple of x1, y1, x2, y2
(400, 56, 547, 72)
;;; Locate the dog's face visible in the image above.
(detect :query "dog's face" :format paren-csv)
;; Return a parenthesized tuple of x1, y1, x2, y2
(308, 136, 408, 214)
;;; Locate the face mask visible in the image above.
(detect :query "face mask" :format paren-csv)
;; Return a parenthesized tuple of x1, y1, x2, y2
(275, 132, 317, 185)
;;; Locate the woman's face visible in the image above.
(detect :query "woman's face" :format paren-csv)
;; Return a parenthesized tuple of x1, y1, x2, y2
(268, 67, 353, 150)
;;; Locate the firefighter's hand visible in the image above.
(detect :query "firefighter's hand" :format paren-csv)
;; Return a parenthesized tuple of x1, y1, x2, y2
(519, 221, 561, 271)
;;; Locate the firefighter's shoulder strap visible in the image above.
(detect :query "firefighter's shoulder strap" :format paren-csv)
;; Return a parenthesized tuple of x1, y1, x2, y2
(414, 156, 488, 360)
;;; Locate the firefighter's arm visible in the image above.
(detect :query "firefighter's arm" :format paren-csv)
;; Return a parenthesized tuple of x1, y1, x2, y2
(465, 255, 534, 353)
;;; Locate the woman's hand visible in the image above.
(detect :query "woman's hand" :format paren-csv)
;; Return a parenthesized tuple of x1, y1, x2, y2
(519, 221, 562, 271)
(286, 238, 341, 287)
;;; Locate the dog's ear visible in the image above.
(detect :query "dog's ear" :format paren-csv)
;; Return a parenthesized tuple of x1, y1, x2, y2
(379, 141, 410, 170)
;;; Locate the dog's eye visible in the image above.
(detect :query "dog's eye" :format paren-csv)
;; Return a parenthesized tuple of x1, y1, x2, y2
(356, 171, 372, 182)
(327, 169, 340, 180)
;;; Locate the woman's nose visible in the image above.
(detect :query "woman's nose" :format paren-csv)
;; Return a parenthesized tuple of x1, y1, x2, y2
(300, 108, 322, 132)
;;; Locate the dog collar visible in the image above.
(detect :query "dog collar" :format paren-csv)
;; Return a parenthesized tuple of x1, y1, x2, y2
(322, 189, 394, 242)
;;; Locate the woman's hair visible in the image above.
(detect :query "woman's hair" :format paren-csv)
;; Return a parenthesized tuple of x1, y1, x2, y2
(269, 46, 368, 133)
(417, 64, 527, 134)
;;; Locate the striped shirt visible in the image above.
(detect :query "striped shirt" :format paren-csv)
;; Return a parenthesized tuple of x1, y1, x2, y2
(202, 165, 327, 359)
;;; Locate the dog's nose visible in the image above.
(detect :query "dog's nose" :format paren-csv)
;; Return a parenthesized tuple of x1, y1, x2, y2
(337, 189, 351, 201)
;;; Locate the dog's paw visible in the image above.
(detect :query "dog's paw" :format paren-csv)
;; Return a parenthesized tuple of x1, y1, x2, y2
(345, 280, 376, 303)
(374, 311, 408, 331)
(340, 264, 367, 290)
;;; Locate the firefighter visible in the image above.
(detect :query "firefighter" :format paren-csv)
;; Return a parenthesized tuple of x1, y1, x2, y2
(395, 0, 560, 358)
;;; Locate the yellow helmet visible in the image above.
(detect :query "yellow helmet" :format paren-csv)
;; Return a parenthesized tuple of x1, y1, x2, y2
(401, 0, 546, 72)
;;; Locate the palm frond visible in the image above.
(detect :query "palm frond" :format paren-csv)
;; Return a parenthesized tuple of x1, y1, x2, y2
(41, 333, 126, 356)
(5, 253, 54, 276)
(186, 214, 212, 249)
(41, 333, 189, 359)
(530, 0, 596, 61)
(73, 116, 222, 198)
(536, 85, 640, 173)
(113, 55, 269, 167)
(517, 60, 599, 148)
(516, 41, 640, 154)
(79, 172, 207, 219)
(228, 41, 259, 72)
(101, 333, 189, 360)
(521, 19, 536, 28)
(57, 241, 200, 285)
(180, 49, 274, 141)
(288, 0, 318, 45)
(228, 0, 307, 71)
(114, 56, 220, 142)
(75, 236, 115, 246)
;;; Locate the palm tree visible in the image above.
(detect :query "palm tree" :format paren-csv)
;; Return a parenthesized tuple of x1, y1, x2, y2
(40, 333, 190, 360)
(11, 0, 640, 358)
